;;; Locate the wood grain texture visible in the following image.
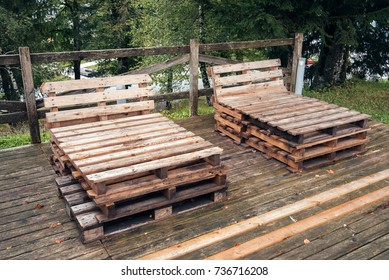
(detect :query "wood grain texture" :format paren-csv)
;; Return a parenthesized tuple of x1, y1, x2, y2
(139, 168, 389, 259)
(45, 101, 154, 123)
(43, 88, 152, 108)
(206, 185, 389, 259)
(19, 47, 40, 143)
(40, 74, 152, 93)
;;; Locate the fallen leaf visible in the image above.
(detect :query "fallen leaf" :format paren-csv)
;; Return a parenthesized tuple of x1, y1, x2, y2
(55, 237, 66, 244)
(326, 169, 334, 174)
(49, 222, 62, 228)
(35, 203, 44, 209)
(6, 246, 12, 250)
(304, 239, 310, 244)
(315, 174, 321, 178)
(355, 154, 361, 157)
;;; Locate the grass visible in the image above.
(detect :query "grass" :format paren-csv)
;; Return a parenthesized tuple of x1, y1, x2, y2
(0, 122, 50, 149)
(304, 79, 389, 124)
(160, 96, 214, 120)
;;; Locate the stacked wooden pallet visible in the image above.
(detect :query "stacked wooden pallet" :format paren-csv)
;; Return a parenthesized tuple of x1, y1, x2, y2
(209, 59, 370, 172)
(42, 74, 226, 242)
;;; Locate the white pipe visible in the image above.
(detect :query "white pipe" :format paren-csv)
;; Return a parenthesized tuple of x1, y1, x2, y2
(295, 57, 306, 96)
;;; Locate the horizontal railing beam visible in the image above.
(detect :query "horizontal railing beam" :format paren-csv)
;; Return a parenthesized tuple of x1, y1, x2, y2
(0, 100, 27, 112)
(0, 38, 294, 65)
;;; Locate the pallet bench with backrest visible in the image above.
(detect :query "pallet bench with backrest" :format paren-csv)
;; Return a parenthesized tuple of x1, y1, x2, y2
(209, 59, 370, 172)
(41, 74, 226, 242)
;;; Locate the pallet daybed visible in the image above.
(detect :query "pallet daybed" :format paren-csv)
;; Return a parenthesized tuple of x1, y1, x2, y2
(42, 74, 226, 242)
(209, 59, 370, 172)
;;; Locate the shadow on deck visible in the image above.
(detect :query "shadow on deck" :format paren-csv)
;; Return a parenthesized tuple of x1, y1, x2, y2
(1, 114, 388, 260)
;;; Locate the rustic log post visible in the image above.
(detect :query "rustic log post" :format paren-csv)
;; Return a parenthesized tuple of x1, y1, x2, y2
(290, 33, 303, 93)
(19, 47, 41, 144)
(189, 39, 199, 117)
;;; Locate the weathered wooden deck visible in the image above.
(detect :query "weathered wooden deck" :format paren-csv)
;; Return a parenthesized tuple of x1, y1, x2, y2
(1, 114, 388, 260)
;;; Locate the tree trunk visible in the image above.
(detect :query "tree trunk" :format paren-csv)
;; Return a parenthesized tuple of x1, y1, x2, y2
(312, 24, 347, 87)
(7, 66, 20, 97)
(340, 44, 350, 83)
(73, 60, 81, 80)
(166, 68, 173, 110)
(198, 2, 212, 105)
(0, 67, 18, 100)
(72, 0, 81, 79)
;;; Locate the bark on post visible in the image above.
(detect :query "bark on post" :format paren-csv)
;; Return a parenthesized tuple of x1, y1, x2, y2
(290, 33, 303, 93)
(19, 47, 41, 144)
(189, 39, 199, 117)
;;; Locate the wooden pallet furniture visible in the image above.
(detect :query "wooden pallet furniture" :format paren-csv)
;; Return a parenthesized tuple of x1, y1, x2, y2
(42, 74, 226, 242)
(209, 59, 370, 172)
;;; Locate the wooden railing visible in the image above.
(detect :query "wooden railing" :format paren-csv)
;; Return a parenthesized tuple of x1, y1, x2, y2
(0, 34, 303, 144)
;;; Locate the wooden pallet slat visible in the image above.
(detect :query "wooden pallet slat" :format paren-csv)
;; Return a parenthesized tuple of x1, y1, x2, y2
(218, 80, 286, 99)
(61, 126, 188, 154)
(45, 73, 227, 242)
(51, 113, 161, 134)
(46, 100, 154, 123)
(268, 107, 349, 127)
(40, 74, 152, 93)
(54, 115, 166, 139)
(56, 118, 177, 143)
(90, 163, 224, 205)
(68, 131, 195, 161)
(279, 110, 361, 132)
(86, 147, 223, 184)
(78, 140, 214, 176)
(58, 122, 182, 148)
(289, 114, 371, 136)
(209, 59, 371, 172)
(58, 173, 227, 243)
(211, 59, 281, 74)
(217, 69, 283, 87)
(248, 99, 325, 118)
(44, 87, 152, 108)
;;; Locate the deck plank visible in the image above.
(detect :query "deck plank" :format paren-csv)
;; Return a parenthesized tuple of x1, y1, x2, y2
(0, 115, 388, 260)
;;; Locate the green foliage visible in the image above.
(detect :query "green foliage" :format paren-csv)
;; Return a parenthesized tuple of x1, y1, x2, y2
(0, 1, 50, 99)
(88, 0, 140, 75)
(352, 18, 389, 78)
(1, 0, 388, 99)
(304, 79, 389, 124)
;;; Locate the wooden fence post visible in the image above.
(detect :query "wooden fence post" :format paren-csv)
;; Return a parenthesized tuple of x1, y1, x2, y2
(290, 33, 303, 93)
(19, 47, 41, 144)
(189, 39, 199, 117)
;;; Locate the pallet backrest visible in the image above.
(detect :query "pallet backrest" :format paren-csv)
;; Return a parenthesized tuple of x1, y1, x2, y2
(41, 74, 154, 128)
(209, 59, 288, 103)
